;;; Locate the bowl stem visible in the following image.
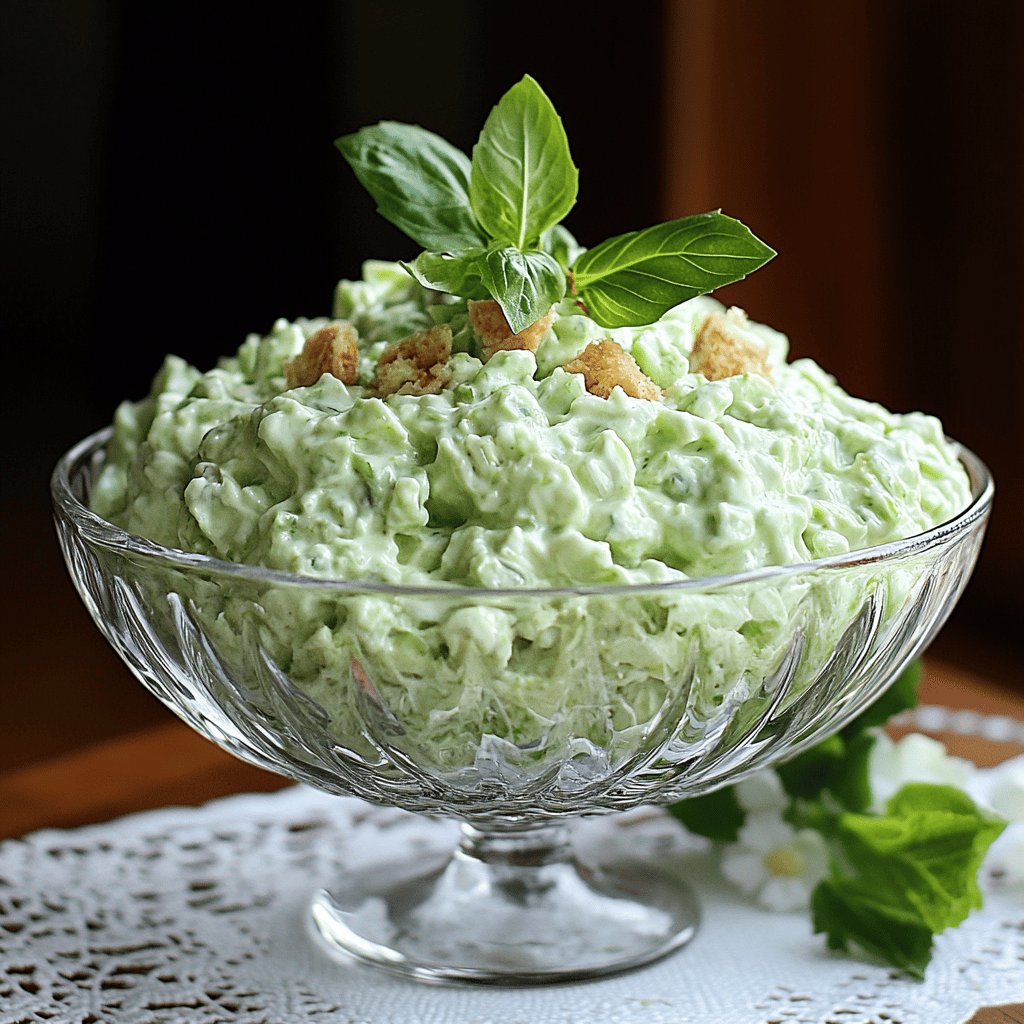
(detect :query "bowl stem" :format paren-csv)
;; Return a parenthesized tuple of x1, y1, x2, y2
(310, 815, 699, 984)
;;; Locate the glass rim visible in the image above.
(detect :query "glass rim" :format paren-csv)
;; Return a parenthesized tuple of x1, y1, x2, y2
(52, 426, 994, 598)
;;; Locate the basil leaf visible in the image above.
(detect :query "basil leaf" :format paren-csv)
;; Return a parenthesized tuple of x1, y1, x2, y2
(777, 734, 847, 801)
(812, 880, 935, 979)
(478, 247, 565, 334)
(469, 75, 579, 249)
(668, 785, 745, 843)
(574, 211, 776, 328)
(540, 223, 586, 271)
(842, 784, 1005, 931)
(826, 731, 877, 813)
(402, 249, 490, 299)
(812, 783, 1006, 976)
(335, 122, 487, 250)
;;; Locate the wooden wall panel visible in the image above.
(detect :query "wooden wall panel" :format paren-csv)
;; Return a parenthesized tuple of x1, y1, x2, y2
(663, 0, 1024, 650)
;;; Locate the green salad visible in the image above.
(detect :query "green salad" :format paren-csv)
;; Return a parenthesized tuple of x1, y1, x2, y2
(89, 77, 971, 772)
(93, 261, 966, 586)
(90, 261, 968, 767)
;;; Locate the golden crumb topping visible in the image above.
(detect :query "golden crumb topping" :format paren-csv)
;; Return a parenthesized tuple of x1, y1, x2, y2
(372, 324, 453, 397)
(562, 340, 661, 401)
(690, 309, 773, 382)
(284, 322, 360, 389)
(468, 299, 556, 362)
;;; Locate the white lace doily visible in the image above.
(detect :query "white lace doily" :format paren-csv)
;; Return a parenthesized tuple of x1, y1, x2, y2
(2, 725, 1022, 1024)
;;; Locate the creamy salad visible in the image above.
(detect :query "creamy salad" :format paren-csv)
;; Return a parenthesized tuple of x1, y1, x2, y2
(93, 261, 967, 587)
(86, 263, 971, 772)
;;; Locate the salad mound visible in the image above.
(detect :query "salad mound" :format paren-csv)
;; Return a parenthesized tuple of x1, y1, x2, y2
(86, 75, 972, 775)
(87, 264, 972, 774)
(92, 261, 969, 590)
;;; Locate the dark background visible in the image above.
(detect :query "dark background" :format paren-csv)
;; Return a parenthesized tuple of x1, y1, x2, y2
(2, 1, 1021, 771)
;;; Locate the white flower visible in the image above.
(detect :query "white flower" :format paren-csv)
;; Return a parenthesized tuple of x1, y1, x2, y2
(735, 770, 789, 814)
(985, 821, 1024, 886)
(721, 811, 830, 912)
(967, 754, 1024, 886)
(867, 731, 972, 811)
(981, 754, 1024, 822)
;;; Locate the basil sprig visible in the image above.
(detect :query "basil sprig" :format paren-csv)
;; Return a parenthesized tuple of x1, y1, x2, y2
(811, 784, 1003, 977)
(402, 246, 565, 333)
(336, 75, 776, 334)
(669, 661, 1007, 978)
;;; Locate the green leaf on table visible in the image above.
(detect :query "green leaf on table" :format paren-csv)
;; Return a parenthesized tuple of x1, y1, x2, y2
(825, 731, 876, 813)
(777, 734, 847, 802)
(573, 211, 776, 328)
(402, 249, 490, 299)
(469, 75, 579, 249)
(778, 731, 876, 814)
(812, 879, 935, 978)
(811, 782, 1006, 977)
(842, 659, 922, 736)
(667, 784, 745, 843)
(478, 247, 566, 334)
(335, 122, 487, 250)
(841, 784, 1005, 930)
(778, 659, 924, 810)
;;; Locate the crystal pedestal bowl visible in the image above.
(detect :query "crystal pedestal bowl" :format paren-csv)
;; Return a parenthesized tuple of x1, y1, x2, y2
(53, 428, 993, 984)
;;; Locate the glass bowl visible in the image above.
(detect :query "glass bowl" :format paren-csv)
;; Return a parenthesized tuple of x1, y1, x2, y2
(52, 428, 993, 984)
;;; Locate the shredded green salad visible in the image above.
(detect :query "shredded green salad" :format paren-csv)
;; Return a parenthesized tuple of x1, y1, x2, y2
(90, 262, 971, 768)
(94, 260, 966, 584)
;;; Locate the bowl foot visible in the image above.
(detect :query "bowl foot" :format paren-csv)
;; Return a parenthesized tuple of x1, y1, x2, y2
(309, 817, 698, 985)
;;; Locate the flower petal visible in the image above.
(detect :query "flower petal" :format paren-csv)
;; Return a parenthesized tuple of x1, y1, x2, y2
(868, 732, 972, 811)
(735, 770, 789, 813)
(759, 875, 810, 912)
(986, 755, 1024, 822)
(986, 820, 1024, 885)
(721, 850, 766, 893)
(738, 812, 795, 853)
(792, 829, 830, 884)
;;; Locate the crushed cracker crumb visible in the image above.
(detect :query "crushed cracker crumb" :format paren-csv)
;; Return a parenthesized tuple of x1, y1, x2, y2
(372, 324, 453, 397)
(468, 299, 556, 362)
(690, 309, 773, 382)
(284, 322, 359, 389)
(562, 340, 661, 401)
